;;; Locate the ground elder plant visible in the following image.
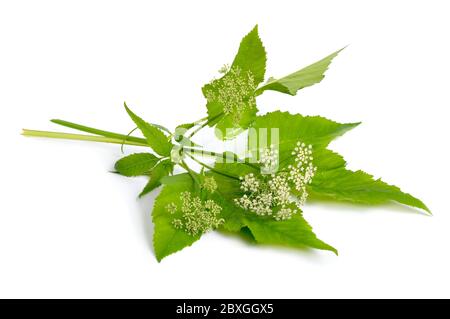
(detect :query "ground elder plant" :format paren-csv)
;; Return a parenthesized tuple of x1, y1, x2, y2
(23, 25, 430, 261)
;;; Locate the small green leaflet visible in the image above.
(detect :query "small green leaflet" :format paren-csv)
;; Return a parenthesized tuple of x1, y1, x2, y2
(255, 48, 344, 96)
(124, 102, 173, 156)
(153, 174, 199, 261)
(114, 153, 159, 177)
(139, 159, 174, 197)
(202, 25, 266, 139)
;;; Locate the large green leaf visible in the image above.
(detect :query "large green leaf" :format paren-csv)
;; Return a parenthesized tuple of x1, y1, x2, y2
(255, 48, 344, 96)
(114, 153, 159, 177)
(124, 103, 172, 156)
(139, 159, 174, 197)
(309, 167, 430, 213)
(153, 174, 200, 261)
(254, 112, 429, 213)
(249, 111, 359, 163)
(202, 25, 267, 140)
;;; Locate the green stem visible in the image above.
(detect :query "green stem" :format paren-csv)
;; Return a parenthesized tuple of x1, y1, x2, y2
(183, 147, 259, 170)
(185, 152, 239, 180)
(187, 112, 224, 139)
(51, 119, 148, 145)
(191, 116, 209, 126)
(22, 129, 148, 147)
(180, 160, 201, 188)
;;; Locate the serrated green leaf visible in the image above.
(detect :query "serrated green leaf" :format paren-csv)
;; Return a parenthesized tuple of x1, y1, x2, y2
(153, 174, 200, 261)
(139, 160, 174, 197)
(202, 25, 267, 140)
(244, 210, 337, 254)
(114, 153, 159, 177)
(230, 25, 267, 84)
(124, 103, 172, 156)
(255, 48, 344, 96)
(249, 111, 428, 213)
(249, 111, 359, 162)
(309, 167, 430, 213)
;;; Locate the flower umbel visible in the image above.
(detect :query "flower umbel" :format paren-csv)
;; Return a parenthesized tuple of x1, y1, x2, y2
(234, 142, 317, 220)
(202, 176, 218, 193)
(259, 144, 279, 174)
(168, 192, 224, 236)
(204, 66, 256, 123)
(288, 142, 317, 206)
(166, 202, 177, 214)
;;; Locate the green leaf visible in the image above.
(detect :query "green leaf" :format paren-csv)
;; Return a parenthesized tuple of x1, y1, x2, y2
(152, 174, 200, 261)
(230, 25, 267, 84)
(255, 48, 344, 96)
(161, 173, 194, 186)
(114, 153, 159, 177)
(139, 159, 174, 197)
(309, 167, 430, 213)
(124, 103, 172, 156)
(244, 210, 337, 254)
(248, 111, 428, 213)
(202, 25, 267, 140)
(249, 111, 359, 162)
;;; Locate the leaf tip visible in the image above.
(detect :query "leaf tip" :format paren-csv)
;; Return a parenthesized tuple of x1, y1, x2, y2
(423, 205, 432, 215)
(138, 191, 147, 198)
(339, 45, 349, 52)
(350, 121, 362, 128)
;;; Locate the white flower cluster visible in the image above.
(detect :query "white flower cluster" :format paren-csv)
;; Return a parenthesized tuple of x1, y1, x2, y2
(202, 176, 218, 193)
(234, 142, 317, 221)
(239, 173, 259, 193)
(166, 202, 177, 214)
(276, 207, 296, 221)
(204, 66, 256, 123)
(287, 142, 317, 206)
(169, 191, 224, 236)
(259, 144, 279, 174)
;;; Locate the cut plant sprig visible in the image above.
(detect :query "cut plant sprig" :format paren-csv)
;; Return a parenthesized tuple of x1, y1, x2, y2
(23, 25, 430, 262)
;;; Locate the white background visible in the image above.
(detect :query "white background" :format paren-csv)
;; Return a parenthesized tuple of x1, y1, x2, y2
(1, 0, 449, 298)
